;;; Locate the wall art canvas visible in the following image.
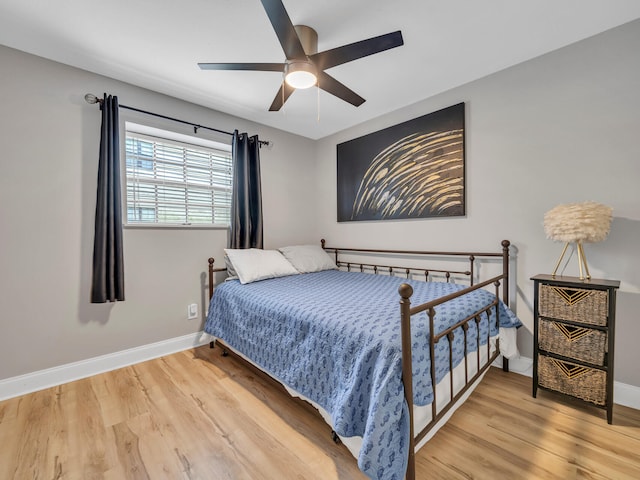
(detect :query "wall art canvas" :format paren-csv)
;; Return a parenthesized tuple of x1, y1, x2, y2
(337, 102, 465, 222)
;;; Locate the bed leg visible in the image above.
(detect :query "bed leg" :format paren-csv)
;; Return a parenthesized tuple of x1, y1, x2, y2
(331, 430, 341, 445)
(210, 340, 228, 357)
(503, 357, 510, 372)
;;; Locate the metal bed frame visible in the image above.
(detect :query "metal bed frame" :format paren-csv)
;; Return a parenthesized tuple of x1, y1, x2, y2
(207, 239, 512, 480)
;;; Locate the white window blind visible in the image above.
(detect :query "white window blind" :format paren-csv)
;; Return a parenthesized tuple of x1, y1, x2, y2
(125, 125, 232, 226)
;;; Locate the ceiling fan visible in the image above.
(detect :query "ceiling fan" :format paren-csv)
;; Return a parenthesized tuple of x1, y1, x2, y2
(198, 0, 404, 111)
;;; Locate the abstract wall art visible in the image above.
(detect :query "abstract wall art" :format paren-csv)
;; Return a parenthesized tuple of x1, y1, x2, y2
(337, 102, 465, 222)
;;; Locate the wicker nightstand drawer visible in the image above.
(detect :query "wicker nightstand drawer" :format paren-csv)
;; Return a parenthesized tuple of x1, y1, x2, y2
(538, 355, 606, 406)
(538, 318, 607, 366)
(539, 284, 608, 326)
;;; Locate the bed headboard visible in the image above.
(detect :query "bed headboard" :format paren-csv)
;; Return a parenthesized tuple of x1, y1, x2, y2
(320, 239, 511, 306)
(208, 239, 511, 306)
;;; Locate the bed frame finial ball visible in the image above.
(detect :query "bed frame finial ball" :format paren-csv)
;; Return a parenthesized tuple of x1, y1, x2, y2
(398, 283, 414, 299)
(321, 238, 326, 248)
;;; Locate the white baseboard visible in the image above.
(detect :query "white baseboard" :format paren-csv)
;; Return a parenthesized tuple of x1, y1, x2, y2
(614, 381, 640, 410)
(495, 355, 640, 411)
(0, 331, 210, 402)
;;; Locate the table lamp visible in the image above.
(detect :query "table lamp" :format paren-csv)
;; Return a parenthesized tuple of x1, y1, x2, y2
(543, 201, 612, 280)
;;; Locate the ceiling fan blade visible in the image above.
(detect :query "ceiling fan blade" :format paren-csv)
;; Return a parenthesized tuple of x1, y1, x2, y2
(268, 82, 296, 111)
(317, 71, 365, 107)
(198, 62, 285, 72)
(260, 0, 307, 60)
(310, 30, 403, 71)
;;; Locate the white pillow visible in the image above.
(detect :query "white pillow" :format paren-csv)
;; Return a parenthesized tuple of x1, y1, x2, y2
(224, 248, 299, 284)
(223, 252, 240, 281)
(278, 244, 338, 273)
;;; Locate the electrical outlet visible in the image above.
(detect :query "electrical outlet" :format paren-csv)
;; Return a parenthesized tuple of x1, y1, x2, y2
(188, 303, 198, 320)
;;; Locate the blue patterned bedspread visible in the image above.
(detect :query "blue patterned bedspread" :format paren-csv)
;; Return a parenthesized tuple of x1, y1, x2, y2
(205, 270, 520, 480)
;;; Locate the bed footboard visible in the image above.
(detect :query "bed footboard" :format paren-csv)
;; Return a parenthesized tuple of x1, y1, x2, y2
(399, 275, 505, 480)
(322, 239, 513, 480)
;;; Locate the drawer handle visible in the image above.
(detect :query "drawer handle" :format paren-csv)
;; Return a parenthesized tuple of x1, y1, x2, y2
(551, 286, 593, 306)
(553, 359, 590, 379)
(553, 322, 591, 341)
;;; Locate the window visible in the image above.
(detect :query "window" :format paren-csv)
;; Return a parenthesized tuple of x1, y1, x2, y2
(125, 123, 232, 227)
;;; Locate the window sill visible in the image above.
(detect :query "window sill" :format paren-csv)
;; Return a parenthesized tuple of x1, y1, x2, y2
(123, 223, 229, 230)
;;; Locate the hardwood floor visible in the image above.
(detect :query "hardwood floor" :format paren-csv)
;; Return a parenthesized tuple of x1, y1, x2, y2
(1, 346, 639, 479)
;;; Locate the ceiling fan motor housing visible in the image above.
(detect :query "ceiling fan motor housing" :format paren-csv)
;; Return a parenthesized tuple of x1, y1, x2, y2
(294, 25, 318, 55)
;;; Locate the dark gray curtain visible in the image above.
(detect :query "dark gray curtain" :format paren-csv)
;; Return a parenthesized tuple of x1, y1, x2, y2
(91, 94, 125, 303)
(229, 130, 263, 249)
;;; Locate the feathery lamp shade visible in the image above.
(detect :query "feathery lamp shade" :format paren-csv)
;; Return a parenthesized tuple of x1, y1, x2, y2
(544, 201, 612, 280)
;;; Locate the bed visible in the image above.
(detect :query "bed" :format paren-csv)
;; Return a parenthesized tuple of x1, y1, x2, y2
(204, 240, 521, 480)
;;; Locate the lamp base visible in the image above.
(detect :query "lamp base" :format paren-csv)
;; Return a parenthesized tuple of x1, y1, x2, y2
(551, 241, 591, 281)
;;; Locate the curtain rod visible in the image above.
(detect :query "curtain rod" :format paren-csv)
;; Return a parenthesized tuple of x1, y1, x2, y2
(84, 93, 270, 147)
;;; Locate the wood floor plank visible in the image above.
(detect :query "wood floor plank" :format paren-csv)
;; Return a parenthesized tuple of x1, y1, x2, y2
(415, 369, 640, 480)
(437, 407, 585, 479)
(92, 366, 150, 428)
(142, 354, 314, 480)
(131, 359, 252, 480)
(46, 385, 74, 480)
(112, 421, 151, 480)
(470, 394, 640, 477)
(0, 398, 20, 479)
(2, 393, 46, 480)
(115, 412, 192, 479)
(418, 424, 538, 480)
(162, 349, 358, 480)
(65, 378, 113, 479)
(0, 346, 638, 479)
(191, 347, 367, 479)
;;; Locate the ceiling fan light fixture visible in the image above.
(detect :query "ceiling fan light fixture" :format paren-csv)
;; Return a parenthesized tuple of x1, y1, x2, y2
(284, 61, 317, 89)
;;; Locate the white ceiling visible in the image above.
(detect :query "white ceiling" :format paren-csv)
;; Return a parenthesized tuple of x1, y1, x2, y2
(1, 1, 640, 140)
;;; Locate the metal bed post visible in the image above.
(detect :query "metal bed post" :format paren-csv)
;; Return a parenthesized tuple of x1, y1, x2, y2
(501, 240, 511, 372)
(501, 240, 510, 305)
(208, 258, 215, 300)
(399, 283, 416, 480)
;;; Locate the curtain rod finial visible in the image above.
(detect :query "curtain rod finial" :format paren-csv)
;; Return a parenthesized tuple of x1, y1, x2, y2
(84, 93, 101, 105)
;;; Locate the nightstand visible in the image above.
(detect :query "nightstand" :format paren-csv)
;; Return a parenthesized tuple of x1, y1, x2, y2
(531, 274, 620, 424)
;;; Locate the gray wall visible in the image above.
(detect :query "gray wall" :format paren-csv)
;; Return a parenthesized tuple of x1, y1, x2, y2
(0, 45, 318, 380)
(314, 19, 640, 386)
